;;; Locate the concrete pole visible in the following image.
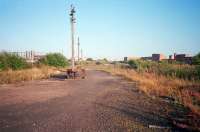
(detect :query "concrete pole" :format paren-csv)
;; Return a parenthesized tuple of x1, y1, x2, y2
(77, 37, 80, 62)
(71, 18, 75, 70)
(70, 5, 76, 70)
(81, 49, 83, 60)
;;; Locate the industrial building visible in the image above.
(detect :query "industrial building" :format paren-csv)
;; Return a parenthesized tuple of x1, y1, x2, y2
(125, 52, 193, 64)
(152, 54, 166, 61)
(9, 51, 44, 63)
(169, 53, 193, 64)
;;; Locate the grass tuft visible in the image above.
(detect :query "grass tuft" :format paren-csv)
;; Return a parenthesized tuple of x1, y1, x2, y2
(0, 66, 56, 84)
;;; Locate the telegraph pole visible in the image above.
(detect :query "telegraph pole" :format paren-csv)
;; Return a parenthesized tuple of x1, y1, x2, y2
(77, 37, 80, 62)
(70, 5, 76, 70)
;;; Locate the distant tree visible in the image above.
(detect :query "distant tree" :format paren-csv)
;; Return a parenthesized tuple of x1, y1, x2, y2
(86, 58, 93, 61)
(103, 58, 108, 62)
(39, 53, 69, 67)
(192, 52, 200, 65)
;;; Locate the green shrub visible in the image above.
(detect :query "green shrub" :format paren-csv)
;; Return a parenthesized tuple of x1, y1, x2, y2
(39, 53, 69, 67)
(128, 59, 158, 72)
(0, 61, 4, 70)
(128, 59, 199, 80)
(96, 58, 109, 64)
(96, 61, 101, 65)
(128, 60, 138, 69)
(192, 52, 200, 65)
(86, 58, 93, 61)
(194, 66, 200, 80)
(0, 52, 27, 70)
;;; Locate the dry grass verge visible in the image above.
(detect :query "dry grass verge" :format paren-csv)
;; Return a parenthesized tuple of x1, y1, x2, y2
(0, 66, 57, 84)
(91, 65, 200, 117)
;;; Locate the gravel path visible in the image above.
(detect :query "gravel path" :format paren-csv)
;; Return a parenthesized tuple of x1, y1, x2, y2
(0, 70, 183, 132)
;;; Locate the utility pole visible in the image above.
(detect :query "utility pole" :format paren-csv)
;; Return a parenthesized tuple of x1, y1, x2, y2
(77, 37, 80, 62)
(70, 5, 76, 70)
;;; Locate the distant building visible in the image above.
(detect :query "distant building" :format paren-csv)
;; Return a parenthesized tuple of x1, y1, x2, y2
(174, 53, 192, 64)
(125, 53, 193, 64)
(124, 57, 128, 62)
(152, 54, 166, 61)
(124, 56, 140, 62)
(9, 51, 44, 63)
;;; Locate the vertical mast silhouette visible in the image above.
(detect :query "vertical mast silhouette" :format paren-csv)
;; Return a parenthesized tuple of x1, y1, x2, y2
(70, 5, 76, 70)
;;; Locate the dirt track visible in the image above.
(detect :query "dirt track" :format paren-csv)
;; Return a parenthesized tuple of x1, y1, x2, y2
(0, 70, 186, 132)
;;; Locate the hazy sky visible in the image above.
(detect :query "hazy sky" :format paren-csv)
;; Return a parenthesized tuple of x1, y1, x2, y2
(0, 0, 200, 60)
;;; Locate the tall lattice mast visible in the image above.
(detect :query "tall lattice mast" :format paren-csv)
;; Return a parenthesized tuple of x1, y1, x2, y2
(70, 5, 76, 70)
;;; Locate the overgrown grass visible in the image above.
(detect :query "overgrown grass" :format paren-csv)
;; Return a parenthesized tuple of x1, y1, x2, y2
(91, 64, 200, 117)
(128, 60, 200, 80)
(0, 66, 56, 84)
(0, 52, 70, 84)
